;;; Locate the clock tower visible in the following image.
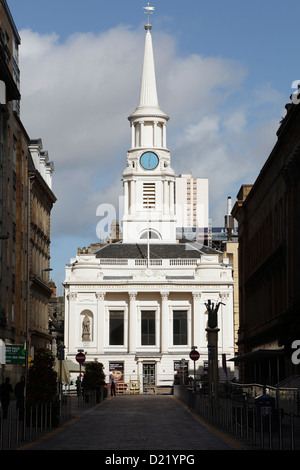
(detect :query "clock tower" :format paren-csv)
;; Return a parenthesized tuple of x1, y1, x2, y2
(122, 16, 176, 243)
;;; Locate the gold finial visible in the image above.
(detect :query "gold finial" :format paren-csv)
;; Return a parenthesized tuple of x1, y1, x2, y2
(143, 2, 155, 30)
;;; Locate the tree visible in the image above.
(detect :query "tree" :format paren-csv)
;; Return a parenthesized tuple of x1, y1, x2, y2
(27, 348, 57, 404)
(82, 362, 106, 402)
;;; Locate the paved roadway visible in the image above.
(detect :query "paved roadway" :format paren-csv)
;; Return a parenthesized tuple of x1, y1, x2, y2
(17, 395, 248, 453)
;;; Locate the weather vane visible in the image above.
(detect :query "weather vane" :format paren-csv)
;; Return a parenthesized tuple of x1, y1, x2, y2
(143, 2, 155, 27)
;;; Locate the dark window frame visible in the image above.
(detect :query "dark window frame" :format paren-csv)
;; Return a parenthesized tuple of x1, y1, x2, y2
(109, 310, 124, 345)
(173, 310, 188, 345)
(141, 310, 156, 346)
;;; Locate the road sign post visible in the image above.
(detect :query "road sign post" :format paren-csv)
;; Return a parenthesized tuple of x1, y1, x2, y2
(76, 352, 86, 364)
(76, 351, 86, 403)
(189, 348, 200, 394)
(189, 350, 200, 361)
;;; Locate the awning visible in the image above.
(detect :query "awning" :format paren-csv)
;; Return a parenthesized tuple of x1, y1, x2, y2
(54, 359, 71, 384)
(229, 349, 285, 363)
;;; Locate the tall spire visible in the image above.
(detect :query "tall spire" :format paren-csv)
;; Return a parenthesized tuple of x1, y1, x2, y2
(138, 27, 159, 110)
(129, 4, 168, 120)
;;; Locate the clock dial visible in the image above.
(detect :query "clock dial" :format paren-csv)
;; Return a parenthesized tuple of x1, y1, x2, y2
(140, 151, 159, 170)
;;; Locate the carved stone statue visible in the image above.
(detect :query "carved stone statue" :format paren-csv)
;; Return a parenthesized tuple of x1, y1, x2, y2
(82, 314, 91, 341)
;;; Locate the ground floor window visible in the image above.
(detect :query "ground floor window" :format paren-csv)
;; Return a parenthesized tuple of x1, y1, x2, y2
(173, 310, 188, 345)
(141, 310, 156, 345)
(109, 310, 124, 345)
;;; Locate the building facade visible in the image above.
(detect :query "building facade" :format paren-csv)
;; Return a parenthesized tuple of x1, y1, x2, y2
(28, 139, 56, 353)
(175, 174, 209, 241)
(64, 19, 235, 392)
(0, 1, 56, 382)
(0, 0, 29, 382)
(232, 92, 300, 385)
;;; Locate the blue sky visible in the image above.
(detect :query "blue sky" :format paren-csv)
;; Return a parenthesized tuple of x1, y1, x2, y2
(7, 0, 300, 293)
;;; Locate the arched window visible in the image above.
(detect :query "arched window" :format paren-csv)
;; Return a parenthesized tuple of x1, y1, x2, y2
(140, 230, 160, 240)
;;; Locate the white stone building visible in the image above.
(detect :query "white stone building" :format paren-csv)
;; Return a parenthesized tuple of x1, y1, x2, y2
(63, 19, 235, 392)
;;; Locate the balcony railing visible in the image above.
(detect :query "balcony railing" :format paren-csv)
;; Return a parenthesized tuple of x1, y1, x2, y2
(98, 258, 199, 267)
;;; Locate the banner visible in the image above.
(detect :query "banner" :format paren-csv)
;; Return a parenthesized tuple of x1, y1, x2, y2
(109, 362, 124, 382)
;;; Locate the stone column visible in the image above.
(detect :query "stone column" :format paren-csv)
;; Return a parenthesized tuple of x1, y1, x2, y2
(140, 121, 144, 147)
(130, 180, 135, 215)
(161, 292, 169, 353)
(124, 180, 129, 216)
(153, 121, 157, 147)
(205, 299, 223, 407)
(96, 292, 106, 353)
(219, 292, 229, 350)
(206, 327, 220, 406)
(66, 292, 77, 352)
(170, 181, 175, 215)
(131, 123, 135, 148)
(129, 292, 137, 353)
(163, 180, 168, 215)
(162, 123, 167, 148)
(192, 292, 202, 348)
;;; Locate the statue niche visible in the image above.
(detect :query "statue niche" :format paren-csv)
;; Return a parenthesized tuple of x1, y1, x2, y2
(81, 311, 93, 342)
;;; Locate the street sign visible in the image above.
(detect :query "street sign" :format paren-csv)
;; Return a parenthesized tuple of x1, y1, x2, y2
(5, 345, 26, 364)
(189, 350, 200, 361)
(76, 352, 86, 364)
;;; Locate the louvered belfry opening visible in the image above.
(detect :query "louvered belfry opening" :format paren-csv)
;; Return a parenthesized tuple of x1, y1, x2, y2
(143, 182, 156, 208)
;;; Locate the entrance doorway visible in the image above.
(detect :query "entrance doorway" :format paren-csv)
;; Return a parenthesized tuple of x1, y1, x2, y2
(143, 363, 155, 393)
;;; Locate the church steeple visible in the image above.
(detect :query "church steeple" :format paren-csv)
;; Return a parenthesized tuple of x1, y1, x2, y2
(129, 23, 168, 121)
(122, 5, 176, 244)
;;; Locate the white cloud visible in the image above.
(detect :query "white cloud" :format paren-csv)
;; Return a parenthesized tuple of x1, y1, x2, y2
(18, 24, 284, 243)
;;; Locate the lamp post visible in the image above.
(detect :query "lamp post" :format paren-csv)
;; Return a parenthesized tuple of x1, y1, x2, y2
(57, 344, 65, 399)
(57, 344, 65, 422)
(205, 300, 225, 412)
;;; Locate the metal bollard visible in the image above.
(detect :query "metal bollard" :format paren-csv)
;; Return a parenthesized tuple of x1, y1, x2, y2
(16, 408, 19, 446)
(29, 405, 33, 439)
(8, 409, 12, 449)
(240, 407, 243, 439)
(252, 407, 256, 446)
(268, 412, 272, 450)
(35, 404, 38, 436)
(0, 412, 2, 450)
(45, 402, 47, 429)
(278, 408, 283, 450)
(260, 409, 264, 450)
(290, 411, 294, 451)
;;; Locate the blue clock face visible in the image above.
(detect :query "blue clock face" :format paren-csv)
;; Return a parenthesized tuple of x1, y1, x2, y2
(140, 151, 159, 170)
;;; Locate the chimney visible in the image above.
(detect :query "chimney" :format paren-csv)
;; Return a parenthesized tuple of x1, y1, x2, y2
(225, 196, 234, 238)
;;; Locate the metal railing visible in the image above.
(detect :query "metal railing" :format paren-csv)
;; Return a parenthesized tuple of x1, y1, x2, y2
(0, 396, 72, 450)
(227, 382, 299, 414)
(174, 384, 299, 450)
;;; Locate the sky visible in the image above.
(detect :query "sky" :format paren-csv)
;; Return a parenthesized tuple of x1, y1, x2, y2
(7, 0, 300, 294)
